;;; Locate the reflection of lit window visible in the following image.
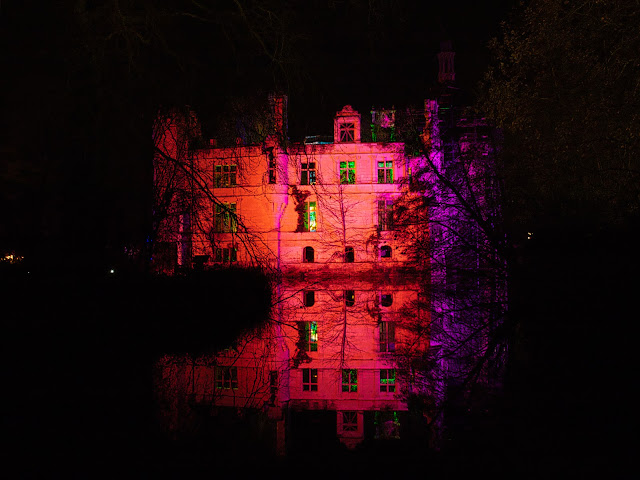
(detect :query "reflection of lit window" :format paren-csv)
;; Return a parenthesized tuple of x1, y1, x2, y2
(303, 246, 315, 263)
(345, 290, 355, 307)
(377, 200, 394, 230)
(301, 162, 316, 185)
(341, 411, 358, 432)
(342, 369, 357, 392)
(303, 290, 315, 307)
(380, 293, 393, 307)
(380, 369, 396, 392)
(304, 202, 317, 232)
(304, 322, 318, 352)
(345, 246, 354, 263)
(215, 366, 238, 390)
(379, 321, 396, 353)
(339, 123, 355, 142)
(380, 245, 392, 258)
(214, 164, 237, 187)
(214, 247, 237, 263)
(377, 161, 393, 184)
(302, 368, 318, 391)
(214, 203, 237, 233)
(340, 161, 356, 184)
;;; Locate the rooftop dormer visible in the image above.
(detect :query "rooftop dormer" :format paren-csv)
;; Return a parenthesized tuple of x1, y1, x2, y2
(334, 105, 361, 143)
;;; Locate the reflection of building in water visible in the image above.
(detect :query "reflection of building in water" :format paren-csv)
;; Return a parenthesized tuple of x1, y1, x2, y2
(153, 48, 505, 452)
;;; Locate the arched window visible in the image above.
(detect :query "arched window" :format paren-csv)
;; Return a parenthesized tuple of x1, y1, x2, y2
(304, 290, 315, 307)
(380, 293, 393, 307)
(303, 246, 315, 263)
(380, 245, 392, 258)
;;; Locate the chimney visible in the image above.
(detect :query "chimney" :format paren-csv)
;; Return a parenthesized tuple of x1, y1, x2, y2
(437, 40, 455, 84)
(268, 93, 288, 139)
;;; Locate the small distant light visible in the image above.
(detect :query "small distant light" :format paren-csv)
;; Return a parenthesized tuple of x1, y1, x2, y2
(110, 269, 115, 274)
(527, 231, 533, 240)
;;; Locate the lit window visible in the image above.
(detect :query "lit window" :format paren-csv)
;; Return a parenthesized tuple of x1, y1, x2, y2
(303, 202, 317, 232)
(380, 369, 396, 393)
(379, 321, 396, 353)
(345, 290, 355, 307)
(302, 368, 318, 391)
(301, 162, 316, 185)
(214, 164, 237, 187)
(377, 200, 394, 230)
(377, 161, 393, 184)
(380, 293, 393, 307)
(340, 161, 356, 184)
(341, 411, 358, 432)
(339, 122, 355, 142)
(380, 245, 392, 258)
(215, 366, 238, 390)
(345, 246, 354, 263)
(214, 203, 237, 233)
(214, 247, 237, 263)
(303, 290, 315, 307)
(304, 321, 318, 352)
(342, 369, 358, 392)
(267, 148, 276, 184)
(303, 246, 315, 263)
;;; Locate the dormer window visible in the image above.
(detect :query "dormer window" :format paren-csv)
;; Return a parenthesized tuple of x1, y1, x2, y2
(339, 123, 355, 142)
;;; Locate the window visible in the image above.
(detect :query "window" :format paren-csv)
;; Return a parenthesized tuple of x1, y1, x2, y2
(303, 246, 315, 263)
(380, 369, 396, 393)
(379, 321, 396, 353)
(344, 246, 354, 263)
(214, 164, 237, 187)
(303, 202, 317, 232)
(214, 247, 237, 263)
(304, 321, 318, 352)
(269, 371, 278, 404)
(301, 162, 316, 185)
(302, 368, 318, 391)
(340, 161, 356, 184)
(341, 411, 358, 432)
(342, 369, 357, 392)
(345, 290, 355, 307)
(339, 122, 355, 142)
(215, 366, 238, 390)
(214, 203, 237, 233)
(380, 245, 392, 258)
(303, 290, 315, 307)
(377, 200, 394, 230)
(377, 161, 393, 184)
(267, 148, 276, 184)
(380, 293, 393, 307)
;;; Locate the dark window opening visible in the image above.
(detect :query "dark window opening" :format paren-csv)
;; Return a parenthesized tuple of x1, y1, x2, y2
(215, 164, 237, 187)
(214, 247, 237, 263)
(345, 290, 355, 307)
(345, 246, 354, 263)
(339, 123, 355, 143)
(302, 368, 318, 391)
(301, 162, 316, 185)
(377, 161, 393, 184)
(379, 321, 396, 353)
(304, 290, 315, 307)
(342, 411, 358, 432)
(215, 366, 238, 390)
(380, 369, 396, 393)
(267, 148, 276, 184)
(303, 246, 315, 263)
(269, 371, 278, 404)
(380, 293, 393, 307)
(377, 199, 394, 230)
(380, 245, 392, 258)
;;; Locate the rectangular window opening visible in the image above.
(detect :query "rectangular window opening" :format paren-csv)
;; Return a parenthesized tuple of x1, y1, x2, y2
(377, 161, 393, 184)
(341, 369, 358, 392)
(380, 369, 396, 393)
(379, 321, 396, 353)
(302, 368, 318, 391)
(301, 162, 317, 185)
(340, 161, 356, 184)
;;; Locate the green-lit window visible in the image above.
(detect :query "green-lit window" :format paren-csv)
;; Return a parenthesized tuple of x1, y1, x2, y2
(302, 368, 318, 391)
(340, 161, 356, 184)
(339, 123, 355, 142)
(304, 202, 317, 232)
(214, 164, 237, 187)
(380, 369, 396, 393)
(214, 203, 237, 233)
(342, 369, 358, 392)
(377, 161, 393, 184)
(214, 246, 237, 263)
(215, 366, 238, 390)
(305, 321, 318, 352)
(301, 162, 316, 185)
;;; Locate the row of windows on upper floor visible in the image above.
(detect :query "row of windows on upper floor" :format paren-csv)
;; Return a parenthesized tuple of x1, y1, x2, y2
(301, 290, 394, 308)
(213, 366, 396, 394)
(300, 321, 396, 355)
(214, 159, 395, 187)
